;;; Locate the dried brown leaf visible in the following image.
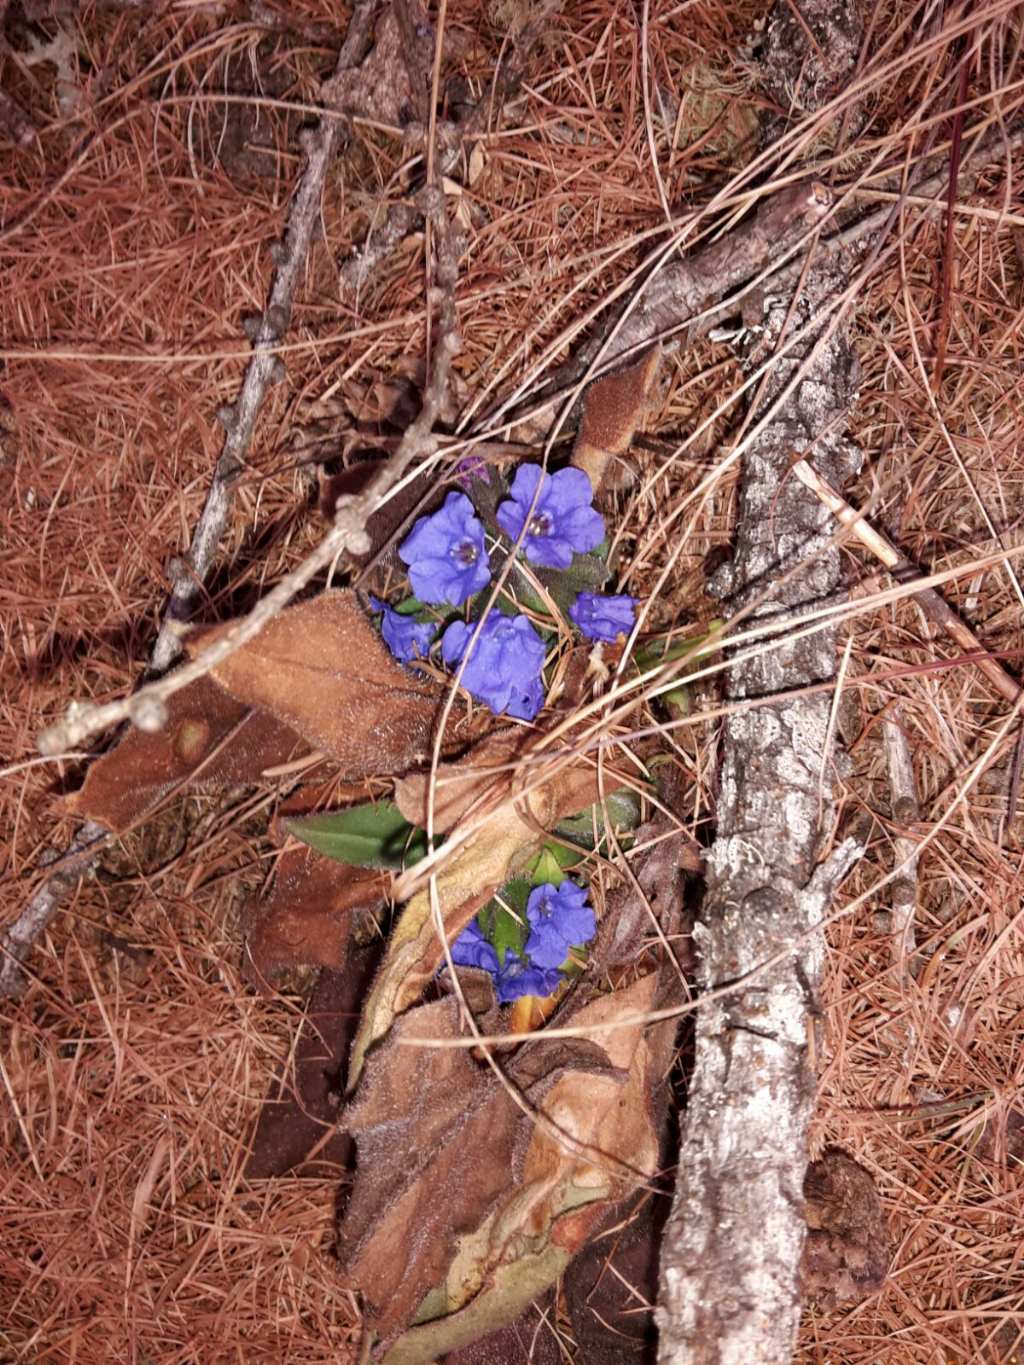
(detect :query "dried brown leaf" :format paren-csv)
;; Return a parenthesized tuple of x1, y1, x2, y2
(66, 676, 306, 835)
(339, 999, 519, 1336)
(189, 590, 474, 777)
(245, 960, 377, 1181)
(341, 973, 676, 1361)
(516, 972, 666, 1216)
(325, 2, 423, 125)
(594, 815, 701, 970)
(393, 728, 528, 833)
(799, 1149, 889, 1308)
(347, 801, 537, 1090)
(572, 348, 661, 496)
(318, 462, 436, 560)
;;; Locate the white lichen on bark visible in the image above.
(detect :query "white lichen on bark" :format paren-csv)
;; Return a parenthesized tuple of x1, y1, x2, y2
(657, 259, 864, 1364)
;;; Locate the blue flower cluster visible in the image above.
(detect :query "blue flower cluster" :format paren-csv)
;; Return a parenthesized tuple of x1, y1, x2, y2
(449, 880, 597, 1004)
(569, 591, 638, 644)
(371, 464, 642, 718)
(398, 491, 490, 607)
(524, 881, 596, 966)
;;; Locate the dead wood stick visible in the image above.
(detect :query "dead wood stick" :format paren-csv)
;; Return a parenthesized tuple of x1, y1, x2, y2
(150, 1, 378, 674)
(657, 2, 869, 1358)
(0, 1, 379, 999)
(792, 460, 1021, 706)
(520, 120, 1023, 465)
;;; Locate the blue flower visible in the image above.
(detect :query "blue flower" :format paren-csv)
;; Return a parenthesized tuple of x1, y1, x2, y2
(569, 591, 639, 643)
(441, 611, 546, 720)
(496, 464, 605, 569)
(368, 597, 438, 664)
(398, 491, 491, 606)
(524, 881, 596, 969)
(494, 952, 563, 1004)
(449, 920, 500, 974)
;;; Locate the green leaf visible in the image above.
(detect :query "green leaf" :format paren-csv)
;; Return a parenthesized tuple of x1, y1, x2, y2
(554, 789, 642, 849)
(535, 551, 611, 618)
(394, 595, 428, 616)
(528, 845, 571, 887)
(634, 620, 722, 676)
(478, 877, 530, 965)
(285, 801, 428, 870)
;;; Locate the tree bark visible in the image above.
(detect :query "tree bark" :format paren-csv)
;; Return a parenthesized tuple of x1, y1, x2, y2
(657, 4, 866, 1356)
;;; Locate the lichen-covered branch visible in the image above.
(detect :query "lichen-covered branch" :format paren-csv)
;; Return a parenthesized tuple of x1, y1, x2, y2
(656, 257, 864, 1363)
(656, 4, 867, 1356)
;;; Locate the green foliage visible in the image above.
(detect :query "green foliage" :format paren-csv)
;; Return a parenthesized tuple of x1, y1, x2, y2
(634, 621, 722, 711)
(479, 877, 531, 964)
(393, 595, 428, 615)
(554, 789, 642, 849)
(284, 801, 428, 870)
(528, 844, 573, 886)
(535, 549, 611, 618)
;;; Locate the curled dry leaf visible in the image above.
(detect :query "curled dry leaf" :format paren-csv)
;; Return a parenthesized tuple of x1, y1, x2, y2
(67, 676, 306, 835)
(319, 462, 437, 562)
(70, 591, 482, 835)
(339, 999, 518, 1339)
(571, 347, 661, 497)
(339, 973, 674, 1362)
(346, 799, 537, 1091)
(393, 728, 528, 833)
(245, 960, 379, 1182)
(188, 590, 484, 777)
(325, 0, 425, 125)
(349, 744, 623, 1089)
(594, 815, 701, 970)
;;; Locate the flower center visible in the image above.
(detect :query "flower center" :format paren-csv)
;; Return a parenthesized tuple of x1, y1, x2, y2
(528, 511, 553, 537)
(451, 537, 479, 567)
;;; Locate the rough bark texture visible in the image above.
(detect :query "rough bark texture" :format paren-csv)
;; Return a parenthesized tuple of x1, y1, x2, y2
(656, 3, 866, 1349)
(656, 262, 863, 1365)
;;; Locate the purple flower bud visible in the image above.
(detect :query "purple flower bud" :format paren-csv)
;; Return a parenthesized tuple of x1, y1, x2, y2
(453, 453, 492, 488)
(496, 464, 605, 569)
(368, 596, 438, 664)
(569, 591, 639, 643)
(524, 881, 596, 968)
(398, 491, 491, 606)
(442, 611, 547, 720)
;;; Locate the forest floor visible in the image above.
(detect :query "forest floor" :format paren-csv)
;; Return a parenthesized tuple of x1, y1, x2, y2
(2, 1, 1023, 1362)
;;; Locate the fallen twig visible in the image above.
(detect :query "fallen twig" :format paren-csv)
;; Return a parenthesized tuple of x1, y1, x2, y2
(792, 460, 1022, 706)
(657, 2, 869, 1358)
